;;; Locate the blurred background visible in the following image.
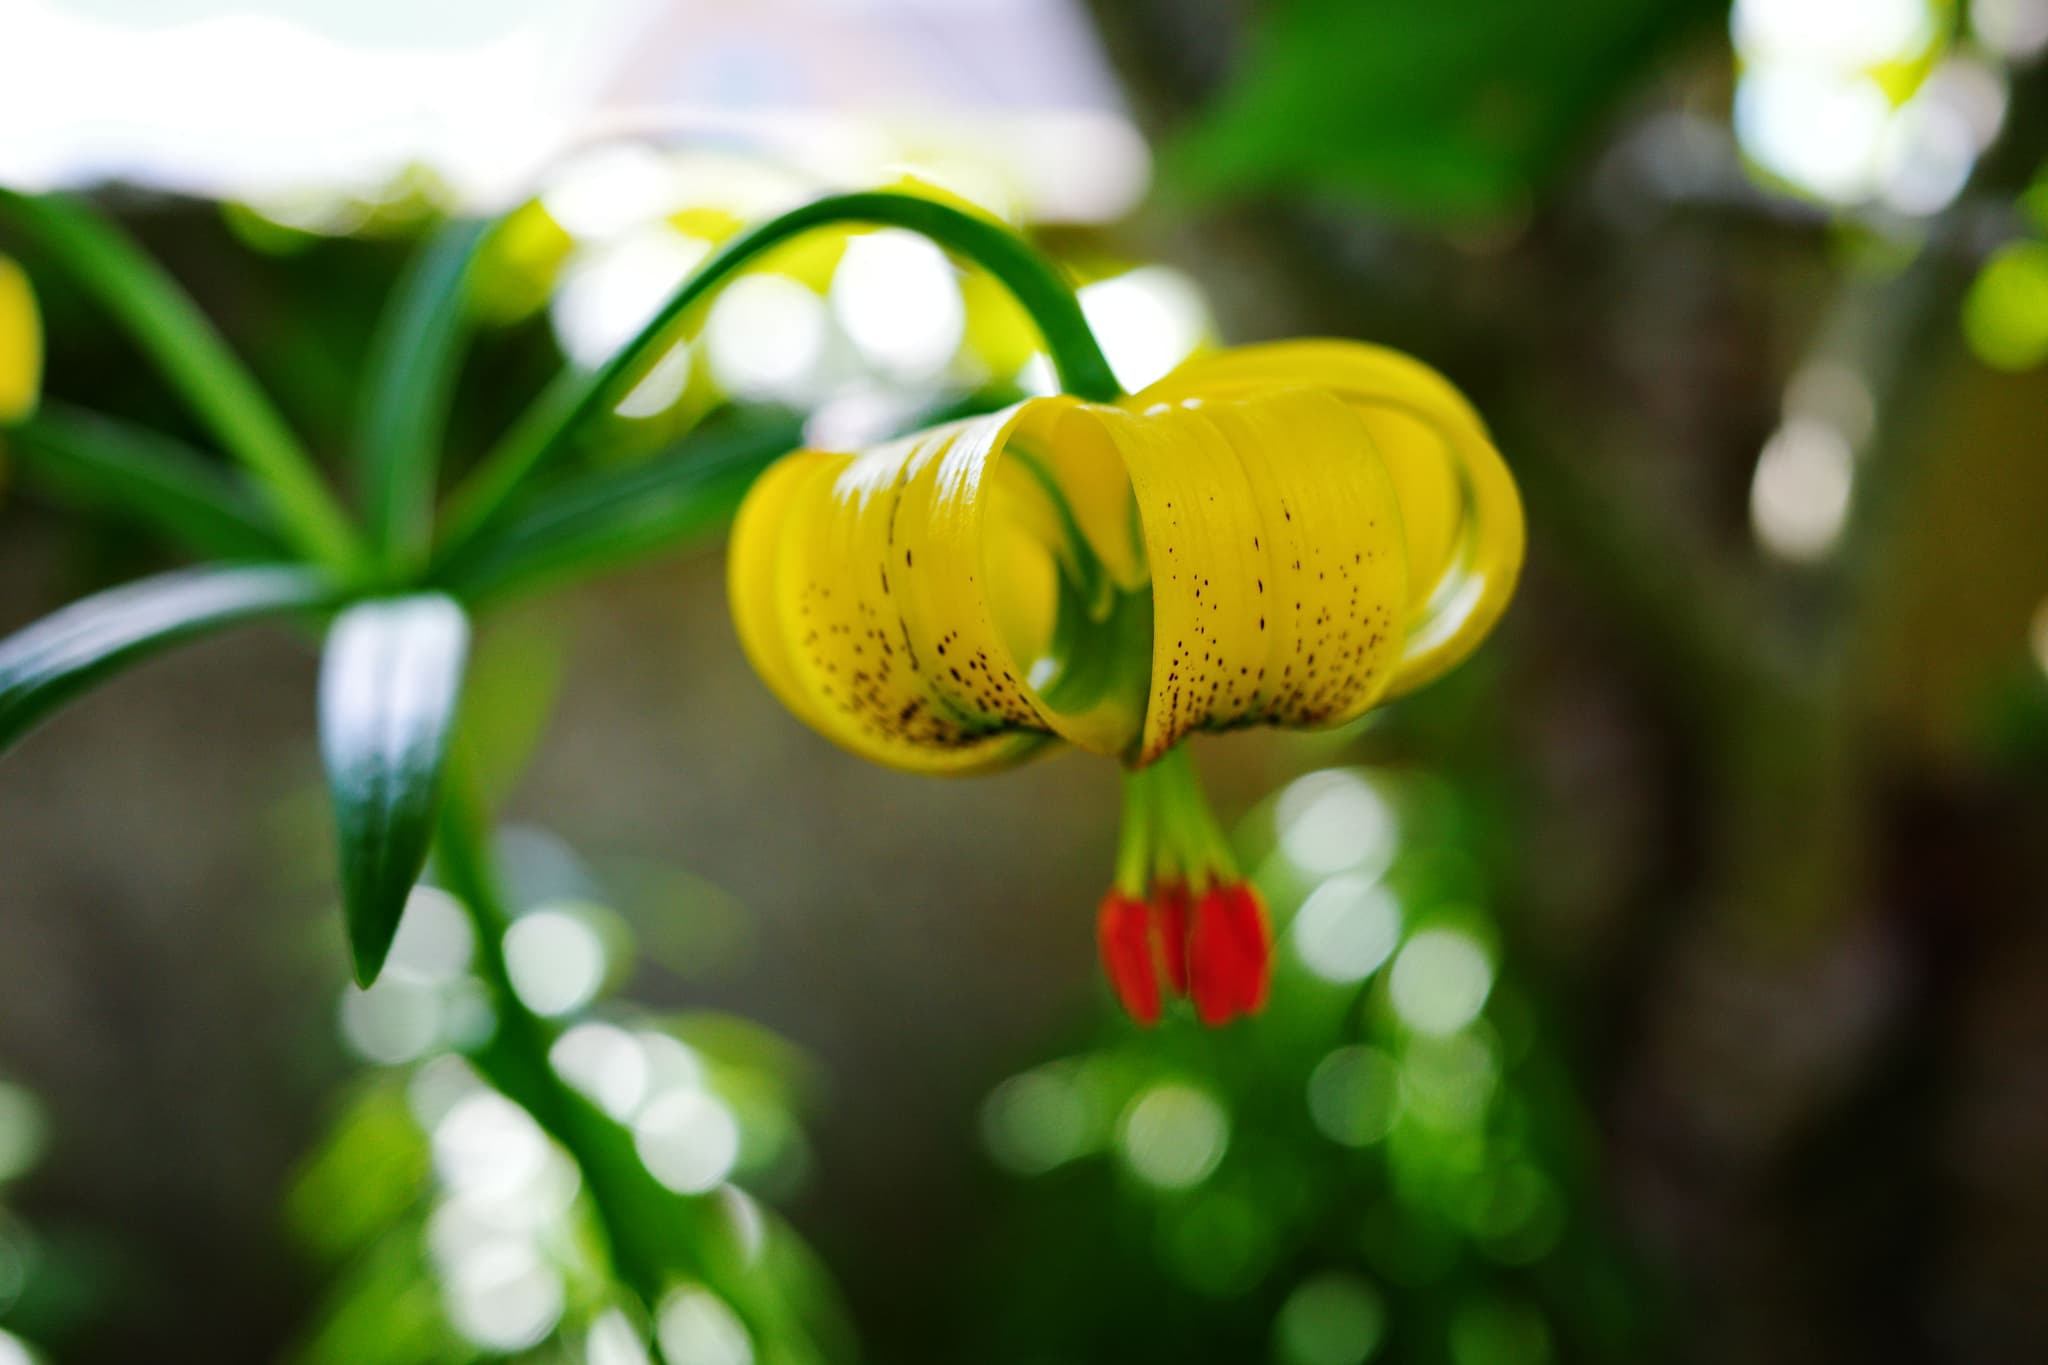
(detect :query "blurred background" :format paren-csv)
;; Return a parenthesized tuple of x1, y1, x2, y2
(4, 0, 2048, 1362)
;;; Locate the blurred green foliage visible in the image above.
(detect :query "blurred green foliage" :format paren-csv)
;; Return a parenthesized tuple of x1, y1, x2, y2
(7, 0, 2048, 1361)
(1166, 0, 1726, 219)
(963, 767, 1648, 1365)
(290, 826, 850, 1365)
(0, 1079, 104, 1362)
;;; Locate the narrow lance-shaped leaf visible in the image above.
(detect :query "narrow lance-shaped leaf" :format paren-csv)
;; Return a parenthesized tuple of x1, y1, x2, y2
(431, 411, 802, 603)
(8, 403, 290, 561)
(0, 564, 331, 755)
(319, 594, 470, 987)
(431, 393, 997, 605)
(0, 189, 362, 571)
(354, 217, 492, 570)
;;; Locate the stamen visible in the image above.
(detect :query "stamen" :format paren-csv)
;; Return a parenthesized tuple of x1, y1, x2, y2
(1139, 744, 1271, 1025)
(1152, 880, 1191, 998)
(1097, 891, 1162, 1025)
(1190, 883, 1271, 1023)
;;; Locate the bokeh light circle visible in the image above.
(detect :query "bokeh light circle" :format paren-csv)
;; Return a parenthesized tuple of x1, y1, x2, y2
(1119, 1082, 1229, 1189)
(1276, 1272, 1388, 1365)
(635, 1089, 741, 1194)
(1294, 874, 1403, 983)
(1389, 929, 1495, 1035)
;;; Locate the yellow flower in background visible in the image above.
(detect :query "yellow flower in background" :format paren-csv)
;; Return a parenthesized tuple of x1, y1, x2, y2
(729, 338, 1522, 1025)
(673, 203, 846, 292)
(959, 268, 1039, 382)
(0, 255, 40, 424)
(470, 199, 576, 325)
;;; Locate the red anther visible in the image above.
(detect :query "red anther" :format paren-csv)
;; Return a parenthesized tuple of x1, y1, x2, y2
(1189, 882, 1272, 1025)
(1153, 881, 1192, 998)
(1097, 890, 1163, 1025)
(1226, 882, 1273, 1013)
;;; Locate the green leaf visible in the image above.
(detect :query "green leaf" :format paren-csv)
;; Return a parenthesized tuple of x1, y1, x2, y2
(431, 411, 802, 603)
(0, 189, 364, 571)
(319, 593, 470, 987)
(284, 1079, 430, 1265)
(0, 564, 330, 755)
(290, 1228, 468, 1365)
(1162, 0, 1725, 221)
(355, 218, 492, 572)
(7, 403, 290, 560)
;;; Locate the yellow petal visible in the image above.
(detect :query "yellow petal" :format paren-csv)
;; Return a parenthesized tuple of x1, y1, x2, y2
(875, 169, 1010, 224)
(1106, 390, 1410, 761)
(0, 256, 41, 424)
(731, 342, 1522, 776)
(1010, 403, 1148, 591)
(668, 205, 747, 246)
(983, 491, 1062, 675)
(754, 229, 850, 293)
(471, 199, 575, 324)
(1140, 340, 1522, 698)
(729, 399, 1141, 774)
(961, 269, 1039, 381)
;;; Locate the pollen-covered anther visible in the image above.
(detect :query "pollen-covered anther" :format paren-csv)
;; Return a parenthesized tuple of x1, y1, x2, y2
(1189, 882, 1272, 1026)
(1100, 878, 1224, 1026)
(1153, 880, 1192, 998)
(1097, 890, 1165, 1026)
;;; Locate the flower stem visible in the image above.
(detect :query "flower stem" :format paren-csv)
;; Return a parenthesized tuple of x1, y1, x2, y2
(436, 770, 851, 1358)
(1146, 744, 1238, 885)
(0, 189, 364, 577)
(1115, 765, 1155, 895)
(430, 780, 670, 1356)
(439, 191, 1121, 556)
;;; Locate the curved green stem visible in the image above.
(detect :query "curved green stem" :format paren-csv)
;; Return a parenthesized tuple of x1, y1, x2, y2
(433, 778, 680, 1359)
(1115, 766, 1156, 896)
(434, 766, 827, 1358)
(1148, 744, 1238, 885)
(0, 189, 363, 575)
(439, 191, 1120, 556)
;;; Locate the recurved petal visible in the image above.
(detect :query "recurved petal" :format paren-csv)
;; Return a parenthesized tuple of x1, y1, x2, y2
(731, 422, 1034, 773)
(731, 345, 1522, 775)
(1105, 389, 1411, 762)
(727, 398, 1147, 774)
(1140, 340, 1523, 699)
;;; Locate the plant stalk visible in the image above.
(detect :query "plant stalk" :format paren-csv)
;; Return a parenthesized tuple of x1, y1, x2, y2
(440, 191, 1121, 555)
(431, 774, 680, 1361)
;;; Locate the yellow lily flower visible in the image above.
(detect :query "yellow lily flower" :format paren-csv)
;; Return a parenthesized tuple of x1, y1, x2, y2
(729, 338, 1522, 1024)
(0, 255, 40, 424)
